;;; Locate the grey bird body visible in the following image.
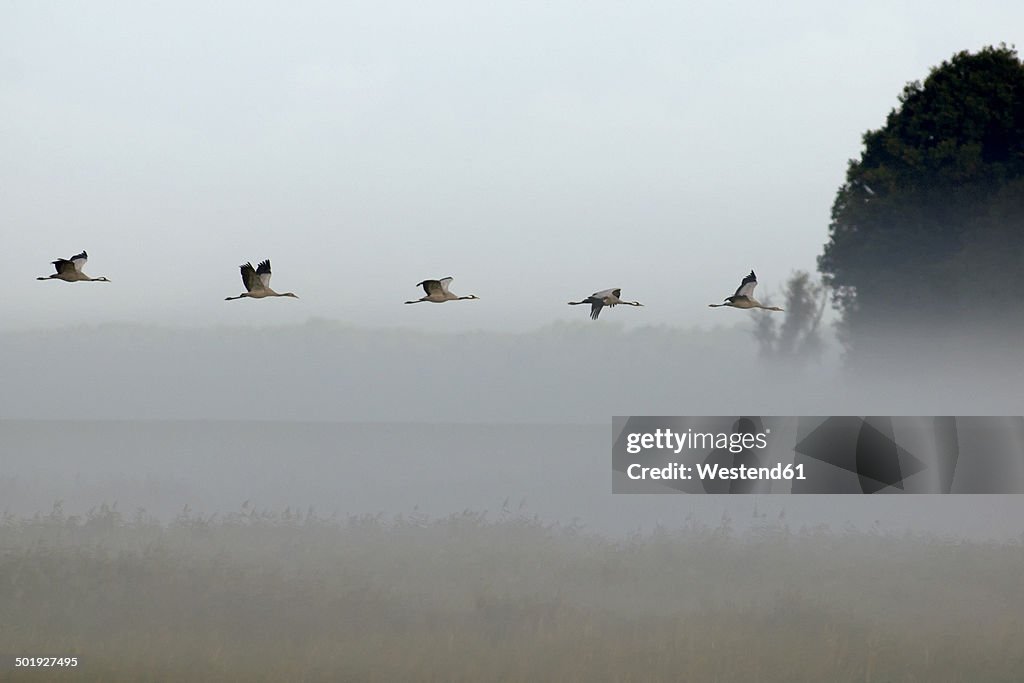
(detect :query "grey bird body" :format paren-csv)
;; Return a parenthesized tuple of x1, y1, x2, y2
(36, 251, 110, 283)
(225, 260, 299, 300)
(568, 288, 643, 320)
(404, 277, 478, 304)
(709, 271, 783, 311)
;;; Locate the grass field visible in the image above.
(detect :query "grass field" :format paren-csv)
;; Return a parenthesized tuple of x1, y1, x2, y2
(2, 503, 1022, 682)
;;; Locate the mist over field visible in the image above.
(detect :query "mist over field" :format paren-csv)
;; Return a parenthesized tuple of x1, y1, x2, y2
(3, 319, 1021, 422)
(2, 322, 1023, 541)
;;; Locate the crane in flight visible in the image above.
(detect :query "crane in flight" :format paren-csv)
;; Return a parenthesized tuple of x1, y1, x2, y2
(225, 260, 299, 300)
(36, 251, 110, 283)
(568, 288, 643, 320)
(709, 271, 783, 311)
(404, 277, 479, 304)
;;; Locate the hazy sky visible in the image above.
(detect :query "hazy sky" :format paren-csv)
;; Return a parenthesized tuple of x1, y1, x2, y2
(3, 1, 1023, 331)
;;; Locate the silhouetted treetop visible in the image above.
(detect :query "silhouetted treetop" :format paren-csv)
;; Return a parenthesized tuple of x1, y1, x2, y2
(819, 44, 1024, 362)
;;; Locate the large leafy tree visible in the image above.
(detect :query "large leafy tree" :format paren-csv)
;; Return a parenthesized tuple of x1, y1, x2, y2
(819, 45, 1024, 359)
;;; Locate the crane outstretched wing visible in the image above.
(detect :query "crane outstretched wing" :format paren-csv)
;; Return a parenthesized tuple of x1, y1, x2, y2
(256, 260, 273, 289)
(733, 271, 757, 299)
(70, 251, 88, 273)
(418, 279, 443, 296)
(239, 262, 259, 292)
(51, 258, 75, 275)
